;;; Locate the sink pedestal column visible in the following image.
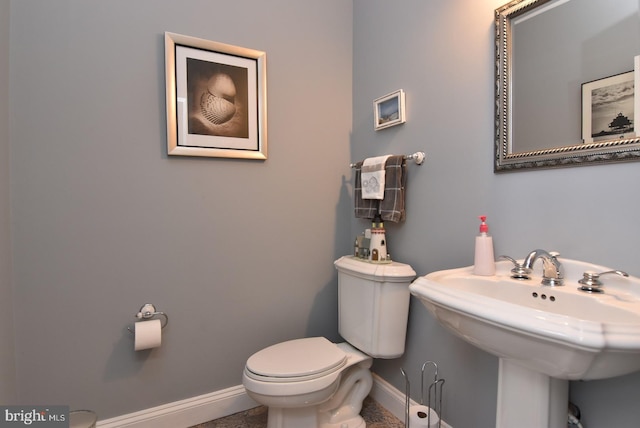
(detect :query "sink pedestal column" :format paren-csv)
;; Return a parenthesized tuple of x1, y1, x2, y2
(496, 359, 568, 428)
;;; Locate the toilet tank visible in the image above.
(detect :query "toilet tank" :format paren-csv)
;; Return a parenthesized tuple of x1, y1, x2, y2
(334, 256, 416, 359)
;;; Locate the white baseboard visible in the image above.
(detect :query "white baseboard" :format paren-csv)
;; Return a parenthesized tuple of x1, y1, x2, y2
(369, 372, 411, 421)
(97, 385, 259, 428)
(97, 374, 450, 428)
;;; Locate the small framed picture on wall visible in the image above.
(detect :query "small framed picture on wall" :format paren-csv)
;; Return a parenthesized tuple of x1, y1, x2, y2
(374, 89, 406, 131)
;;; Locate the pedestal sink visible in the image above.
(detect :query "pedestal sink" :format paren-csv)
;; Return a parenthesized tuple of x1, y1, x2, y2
(409, 258, 640, 428)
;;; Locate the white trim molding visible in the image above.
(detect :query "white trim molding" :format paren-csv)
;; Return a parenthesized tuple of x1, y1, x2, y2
(97, 374, 450, 428)
(97, 385, 258, 428)
(369, 372, 411, 421)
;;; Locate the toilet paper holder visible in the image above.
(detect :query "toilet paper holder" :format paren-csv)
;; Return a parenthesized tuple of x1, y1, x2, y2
(401, 361, 445, 428)
(420, 361, 444, 428)
(127, 303, 169, 334)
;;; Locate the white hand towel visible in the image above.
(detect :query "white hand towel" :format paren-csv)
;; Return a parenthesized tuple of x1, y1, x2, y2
(361, 155, 392, 200)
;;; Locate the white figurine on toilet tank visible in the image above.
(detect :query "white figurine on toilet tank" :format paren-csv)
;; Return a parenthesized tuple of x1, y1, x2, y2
(242, 255, 416, 428)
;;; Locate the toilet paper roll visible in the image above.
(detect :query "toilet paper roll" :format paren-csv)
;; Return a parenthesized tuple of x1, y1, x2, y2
(409, 405, 440, 428)
(134, 319, 162, 351)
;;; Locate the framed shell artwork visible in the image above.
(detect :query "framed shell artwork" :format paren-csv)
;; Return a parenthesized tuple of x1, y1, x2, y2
(165, 32, 267, 159)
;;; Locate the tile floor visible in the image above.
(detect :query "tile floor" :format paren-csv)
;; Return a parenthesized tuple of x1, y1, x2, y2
(189, 396, 405, 428)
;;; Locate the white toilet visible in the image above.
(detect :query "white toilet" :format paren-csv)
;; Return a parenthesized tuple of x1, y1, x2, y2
(242, 255, 416, 428)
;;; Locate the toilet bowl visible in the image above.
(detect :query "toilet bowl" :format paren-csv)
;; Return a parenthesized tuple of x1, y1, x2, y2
(242, 256, 415, 428)
(243, 338, 372, 428)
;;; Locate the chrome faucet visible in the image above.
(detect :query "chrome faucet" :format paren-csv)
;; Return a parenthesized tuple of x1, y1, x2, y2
(523, 249, 564, 286)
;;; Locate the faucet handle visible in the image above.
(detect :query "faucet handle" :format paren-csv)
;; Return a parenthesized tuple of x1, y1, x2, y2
(578, 270, 629, 293)
(498, 255, 531, 280)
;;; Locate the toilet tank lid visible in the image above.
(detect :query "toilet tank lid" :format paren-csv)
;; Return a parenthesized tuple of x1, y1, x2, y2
(246, 337, 347, 379)
(334, 256, 416, 282)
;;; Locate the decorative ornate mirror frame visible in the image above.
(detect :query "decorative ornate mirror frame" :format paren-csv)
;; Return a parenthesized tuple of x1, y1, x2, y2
(494, 0, 640, 172)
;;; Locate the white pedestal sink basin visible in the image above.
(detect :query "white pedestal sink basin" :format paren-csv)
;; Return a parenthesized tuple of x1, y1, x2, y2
(409, 258, 640, 428)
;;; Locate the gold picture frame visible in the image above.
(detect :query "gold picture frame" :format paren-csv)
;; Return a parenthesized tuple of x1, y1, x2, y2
(164, 32, 267, 159)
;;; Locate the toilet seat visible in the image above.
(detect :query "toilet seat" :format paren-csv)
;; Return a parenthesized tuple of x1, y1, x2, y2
(245, 337, 347, 382)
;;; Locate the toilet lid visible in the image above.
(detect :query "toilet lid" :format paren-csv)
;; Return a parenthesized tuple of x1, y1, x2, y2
(246, 337, 347, 379)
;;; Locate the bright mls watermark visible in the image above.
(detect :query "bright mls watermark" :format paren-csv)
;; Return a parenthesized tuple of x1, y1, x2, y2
(0, 406, 68, 427)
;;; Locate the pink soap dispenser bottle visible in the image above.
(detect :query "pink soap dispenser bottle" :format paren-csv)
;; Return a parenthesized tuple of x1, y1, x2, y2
(473, 215, 496, 276)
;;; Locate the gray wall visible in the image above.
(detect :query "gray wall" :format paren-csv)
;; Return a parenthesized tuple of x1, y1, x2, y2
(0, 0, 17, 405)
(4, 1, 640, 427)
(7, 0, 352, 419)
(353, 1, 640, 427)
